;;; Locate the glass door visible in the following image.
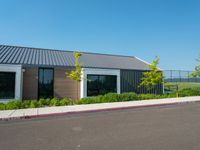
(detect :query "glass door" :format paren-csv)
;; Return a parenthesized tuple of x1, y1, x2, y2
(38, 68, 54, 99)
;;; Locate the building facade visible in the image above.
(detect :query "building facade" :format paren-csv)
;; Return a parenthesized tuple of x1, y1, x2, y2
(0, 45, 163, 102)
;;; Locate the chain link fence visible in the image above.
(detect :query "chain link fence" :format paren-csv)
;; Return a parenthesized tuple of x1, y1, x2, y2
(164, 70, 200, 83)
(163, 70, 200, 93)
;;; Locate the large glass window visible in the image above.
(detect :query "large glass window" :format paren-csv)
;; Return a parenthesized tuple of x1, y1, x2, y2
(39, 68, 54, 99)
(87, 75, 117, 96)
(0, 72, 15, 99)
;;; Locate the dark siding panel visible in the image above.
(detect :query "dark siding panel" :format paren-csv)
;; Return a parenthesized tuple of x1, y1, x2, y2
(120, 70, 163, 94)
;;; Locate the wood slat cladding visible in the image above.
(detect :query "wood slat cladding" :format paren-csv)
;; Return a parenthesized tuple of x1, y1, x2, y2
(54, 68, 80, 100)
(23, 67, 38, 100)
(120, 69, 163, 94)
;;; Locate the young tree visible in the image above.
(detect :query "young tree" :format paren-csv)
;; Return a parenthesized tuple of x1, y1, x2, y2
(66, 52, 82, 99)
(191, 55, 200, 77)
(139, 56, 164, 94)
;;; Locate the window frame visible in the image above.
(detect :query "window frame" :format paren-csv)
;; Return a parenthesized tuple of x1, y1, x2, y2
(87, 74, 117, 96)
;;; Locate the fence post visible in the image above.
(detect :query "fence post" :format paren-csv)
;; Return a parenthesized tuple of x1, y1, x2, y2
(174, 83, 179, 97)
(170, 70, 172, 82)
(179, 70, 181, 82)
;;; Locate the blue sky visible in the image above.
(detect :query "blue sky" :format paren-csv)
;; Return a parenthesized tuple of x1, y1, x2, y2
(0, 0, 199, 70)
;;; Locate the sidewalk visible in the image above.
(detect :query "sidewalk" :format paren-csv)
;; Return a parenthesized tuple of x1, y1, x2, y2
(1, 96, 200, 120)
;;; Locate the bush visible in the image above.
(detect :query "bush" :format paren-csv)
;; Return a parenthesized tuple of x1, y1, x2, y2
(21, 100, 31, 108)
(59, 98, 74, 106)
(79, 92, 139, 104)
(137, 94, 156, 100)
(162, 93, 177, 98)
(38, 98, 51, 107)
(78, 92, 172, 104)
(6, 100, 22, 110)
(30, 100, 39, 108)
(0, 103, 6, 110)
(78, 96, 102, 104)
(179, 88, 200, 97)
(118, 92, 138, 101)
(50, 98, 60, 106)
(100, 93, 120, 102)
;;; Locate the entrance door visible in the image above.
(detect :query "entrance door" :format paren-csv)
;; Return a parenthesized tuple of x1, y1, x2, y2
(38, 68, 54, 99)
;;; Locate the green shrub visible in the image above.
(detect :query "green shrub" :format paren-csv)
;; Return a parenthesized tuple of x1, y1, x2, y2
(78, 95, 102, 104)
(50, 98, 60, 106)
(21, 100, 32, 108)
(30, 100, 39, 108)
(100, 93, 120, 102)
(179, 88, 200, 97)
(6, 100, 22, 110)
(38, 98, 51, 107)
(79, 92, 166, 104)
(59, 98, 74, 106)
(79, 92, 138, 104)
(137, 94, 156, 100)
(162, 93, 177, 98)
(118, 92, 138, 101)
(0, 103, 6, 110)
(45, 98, 51, 105)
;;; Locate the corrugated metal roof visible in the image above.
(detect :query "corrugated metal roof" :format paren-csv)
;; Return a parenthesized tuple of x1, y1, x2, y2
(0, 45, 150, 70)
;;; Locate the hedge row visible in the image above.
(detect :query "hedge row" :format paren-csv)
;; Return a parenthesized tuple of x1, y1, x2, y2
(0, 98, 75, 110)
(77, 92, 176, 104)
(0, 88, 200, 110)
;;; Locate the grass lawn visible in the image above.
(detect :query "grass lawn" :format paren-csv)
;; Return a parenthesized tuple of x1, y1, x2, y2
(165, 82, 200, 91)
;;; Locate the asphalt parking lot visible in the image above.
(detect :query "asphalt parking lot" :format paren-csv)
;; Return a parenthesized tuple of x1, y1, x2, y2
(0, 102, 200, 150)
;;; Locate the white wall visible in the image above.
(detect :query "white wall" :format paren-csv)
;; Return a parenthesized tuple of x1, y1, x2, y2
(0, 64, 23, 102)
(80, 68, 120, 98)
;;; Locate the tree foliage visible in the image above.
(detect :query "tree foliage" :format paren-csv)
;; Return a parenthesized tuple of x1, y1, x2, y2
(139, 57, 164, 91)
(66, 52, 82, 82)
(191, 56, 200, 77)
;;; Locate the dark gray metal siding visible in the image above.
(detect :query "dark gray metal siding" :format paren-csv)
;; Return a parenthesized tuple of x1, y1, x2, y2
(120, 70, 163, 94)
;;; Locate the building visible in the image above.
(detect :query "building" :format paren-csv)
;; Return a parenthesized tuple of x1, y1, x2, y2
(0, 45, 163, 102)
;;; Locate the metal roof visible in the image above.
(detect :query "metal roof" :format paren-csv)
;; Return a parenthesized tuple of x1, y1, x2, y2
(0, 45, 150, 70)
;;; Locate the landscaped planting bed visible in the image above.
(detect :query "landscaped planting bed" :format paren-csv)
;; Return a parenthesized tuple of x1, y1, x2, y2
(0, 88, 200, 110)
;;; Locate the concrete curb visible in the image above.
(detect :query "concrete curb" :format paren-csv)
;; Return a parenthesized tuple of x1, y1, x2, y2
(1, 96, 200, 121)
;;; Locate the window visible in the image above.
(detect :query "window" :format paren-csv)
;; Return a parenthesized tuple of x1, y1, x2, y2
(0, 72, 15, 99)
(87, 75, 117, 96)
(38, 68, 54, 99)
